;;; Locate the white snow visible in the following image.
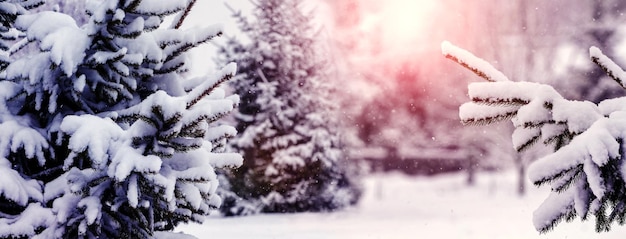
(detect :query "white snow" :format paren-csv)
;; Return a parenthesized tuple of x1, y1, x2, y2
(122, 90, 186, 121)
(598, 97, 626, 115)
(177, 182, 203, 210)
(77, 196, 102, 226)
(573, 178, 592, 217)
(467, 82, 561, 105)
(15, 11, 77, 42)
(176, 170, 626, 239)
(87, 48, 128, 65)
(39, 25, 89, 76)
(203, 125, 237, 142)
(60, 115, 124, 169)
(0, 203, 54, 237)
(583, 158, 606, 198)
(0, 159, 42, 205)
(128, 174, 139, 208)
(528, 117, 624, 183)
(134, 0, 187, 16)
(511, 127, 540, 150)
(206, 152, 243, 169)
(109, 144, 162, 181)
(0, 120, 49, 165)
(532, 189, 575, 232)
(155, 231, 198, 239)
(513, 100, 551, 127)
(551, 99, 601, 134)
(186, 62, 237, 106)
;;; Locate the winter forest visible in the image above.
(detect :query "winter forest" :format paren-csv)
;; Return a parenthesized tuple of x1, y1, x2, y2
(2, 0, 626, 238)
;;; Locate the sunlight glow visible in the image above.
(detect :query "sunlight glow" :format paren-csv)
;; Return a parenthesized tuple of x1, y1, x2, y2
(381, 0, 437, 46)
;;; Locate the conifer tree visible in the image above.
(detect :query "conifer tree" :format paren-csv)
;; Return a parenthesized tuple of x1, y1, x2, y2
(443, 41, 626, 233)
(218, 0, 360, 215)
(0, 0, 241, 238)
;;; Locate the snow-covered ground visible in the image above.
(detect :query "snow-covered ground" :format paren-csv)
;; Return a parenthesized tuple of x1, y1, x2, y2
(176, 170, 626, 238)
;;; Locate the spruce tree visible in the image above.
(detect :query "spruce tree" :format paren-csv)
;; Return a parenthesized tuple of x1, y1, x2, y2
(443, 41, 626, 233)
(218, 0, 360, 215)
(0, 0, 241, 238)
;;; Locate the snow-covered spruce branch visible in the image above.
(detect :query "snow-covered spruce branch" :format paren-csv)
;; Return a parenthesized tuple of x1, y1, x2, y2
(443, 41, 626, 233)
(164, 26, 224, 63)
(224, 2, 254, 33)
(441, 41, 510, 82)
(171, 0, 197, 29)
(590, 46, 626, 89)
(186, 63, 236, 108)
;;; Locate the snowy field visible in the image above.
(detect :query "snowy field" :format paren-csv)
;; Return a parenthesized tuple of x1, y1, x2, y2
(177, 170, 626, 238)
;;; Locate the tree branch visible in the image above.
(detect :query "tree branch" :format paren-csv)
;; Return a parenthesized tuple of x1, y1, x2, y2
(172, 0, 197, 29)
(590, 46, 626, 89)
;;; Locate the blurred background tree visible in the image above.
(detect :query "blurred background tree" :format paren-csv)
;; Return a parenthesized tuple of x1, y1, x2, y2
(217, 0, 361, 216)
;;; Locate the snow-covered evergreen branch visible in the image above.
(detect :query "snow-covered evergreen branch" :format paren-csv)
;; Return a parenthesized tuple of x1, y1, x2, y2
(441, 41, 510, 82)
(590, 46, 626, 89)
(170, 0, 196, 29)
(444, 41, 626, 233)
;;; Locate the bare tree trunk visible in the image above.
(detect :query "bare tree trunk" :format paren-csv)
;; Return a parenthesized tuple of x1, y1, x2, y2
(516, 154, 526, 196)
(466, 155, 476, 186)
(375, 158, 383, 200)
(517, 0, 530, 197)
